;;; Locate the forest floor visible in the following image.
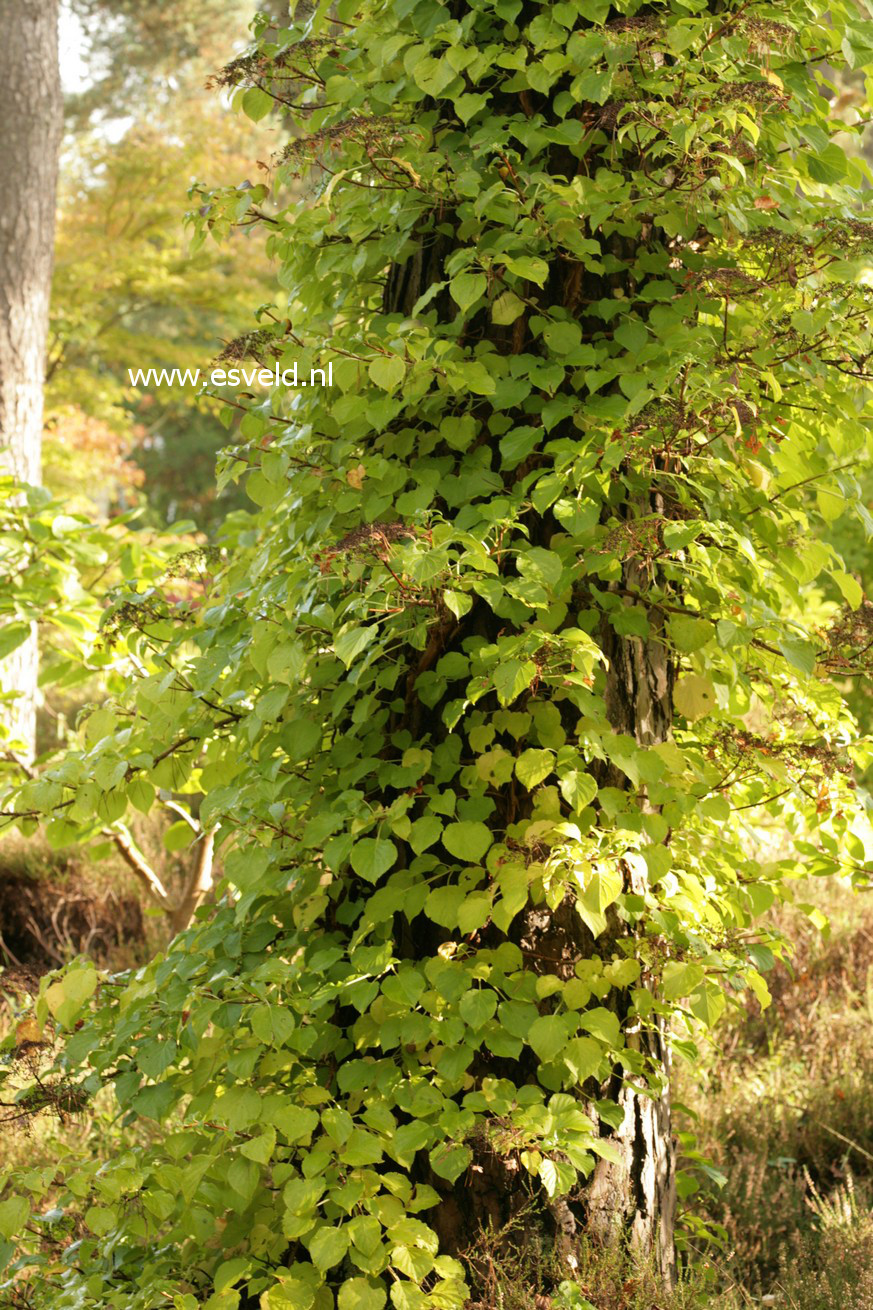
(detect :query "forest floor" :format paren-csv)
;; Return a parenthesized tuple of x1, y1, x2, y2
(2, 847, 873, 1309)
(678, 877, 873, 1310)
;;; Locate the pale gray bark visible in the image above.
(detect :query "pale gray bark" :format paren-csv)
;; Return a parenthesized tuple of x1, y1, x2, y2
(169, 827, 216, 934)
(0, 1, 63, 761)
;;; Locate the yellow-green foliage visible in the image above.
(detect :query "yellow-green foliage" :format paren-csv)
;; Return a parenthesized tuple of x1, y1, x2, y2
(3, 0, 873, 1307)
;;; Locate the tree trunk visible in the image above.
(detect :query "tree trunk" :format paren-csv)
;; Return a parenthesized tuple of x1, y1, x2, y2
(588, 550, 677, 1284)
(383, 242, 678, 1282)
(0, 0, 62, 761)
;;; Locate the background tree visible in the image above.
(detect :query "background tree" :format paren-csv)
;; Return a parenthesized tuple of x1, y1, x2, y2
(65, 0, 252, 128)
(0, 1, 63, 762)
(3, 1, 873, 1308)
(43, 0, 277, 530)
(45, 107, 273, 529)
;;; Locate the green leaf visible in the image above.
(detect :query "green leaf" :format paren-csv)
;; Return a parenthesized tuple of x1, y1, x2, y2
(350, 838, 397, 882)
(459, 988, 498, 1029)
(228, 1156, 259, 1203)
(688, 983, 726, 1028)
(563, 1036, 604, 1082)
(393, 1121, 430, 1161)
(442, 821, 492, 863)
(778, 639, 817, 677)
(338, 1278, 388, 1310)
(579, 1008, 621, 1046)
(241, 86, 273, 121)
(412, 54, 454, 97)
(369, 355, 406, 392)
(559, 771, 597, 811)
(128, 778, 155, 814)
(409, 814, 442, 854)
(575, 867, 622, 938)
(0, 1197, 29, 1240)
(539, 1156, 576, 1198)
(667, 616, 714, 652)
(505, 255, 549, 285)
(241, 1127, 276, 1163)
(273, 1105, 320, 1142)
(44, 964, 97, 1028)
(541, 321, 581, 355)
(0, 623, 30, 660)
(263, 1280, 316, 1310)
(429, 1142, 472, 1183)
(443, 589, 473, 619)
(449, 272, 487, 314)
(85, 1206, 117, 1239)
(518, 547, 563, 588)
(554, 499, 599, 536)
(336, 625, 378, 666)
(571, 67, 612, 103)
(163, 820, 195, 853)
(251, 1003, 296, 1047)
(215, 1257, 250, 1293)
(515, 749, 555, 789)
(661, 962, 705, 1001)
(747, 970, 771, 1011)
(308, 1224, 350, 1271)
(350, 1215, 383, 1256)
(492, 290, 525, 324)
(493, 659, 533, 705)
(455, 93, 487, 124)
(831, 570, 863, 609)
(528, 1014, 569, 1063)
(247, 470, 283, 508)
(614, 319, 648, 353)
(452, 360, 496, 395)
(267, 641, 306, 683)
(50, 513, 83, 537)
(673, 675, 716, 721)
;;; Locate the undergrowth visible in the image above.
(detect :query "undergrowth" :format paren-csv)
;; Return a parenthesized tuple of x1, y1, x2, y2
(3, 857, 873, 1309)
(678, 880, 873, 1308)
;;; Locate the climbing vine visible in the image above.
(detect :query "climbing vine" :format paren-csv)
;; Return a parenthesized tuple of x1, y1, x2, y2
(3, 0, 873, 1307)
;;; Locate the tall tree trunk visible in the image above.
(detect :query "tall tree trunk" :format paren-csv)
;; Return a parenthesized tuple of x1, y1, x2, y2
(383, 235, 679, 1281)
(0, 0, 62, 761)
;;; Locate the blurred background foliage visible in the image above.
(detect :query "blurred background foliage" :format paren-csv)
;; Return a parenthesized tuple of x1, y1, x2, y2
(45, 0, 276, 530)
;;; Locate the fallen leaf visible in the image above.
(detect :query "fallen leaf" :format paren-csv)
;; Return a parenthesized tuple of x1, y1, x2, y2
(15, 1018, 45, 1046)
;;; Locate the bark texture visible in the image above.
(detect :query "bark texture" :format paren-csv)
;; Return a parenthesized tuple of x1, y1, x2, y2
(588, 552, 677, 1284)
(0, 0, 63, 760)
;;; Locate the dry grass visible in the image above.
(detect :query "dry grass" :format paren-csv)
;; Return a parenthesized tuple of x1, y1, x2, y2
(677, 880, 873, 1306)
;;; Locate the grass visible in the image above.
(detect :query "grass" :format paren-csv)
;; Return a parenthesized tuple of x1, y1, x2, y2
(677, 879, 873, 1308)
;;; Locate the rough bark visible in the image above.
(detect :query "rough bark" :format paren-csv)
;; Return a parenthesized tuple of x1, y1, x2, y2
(588, 551, 677, 1284)
(0, 0, 63, 761)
